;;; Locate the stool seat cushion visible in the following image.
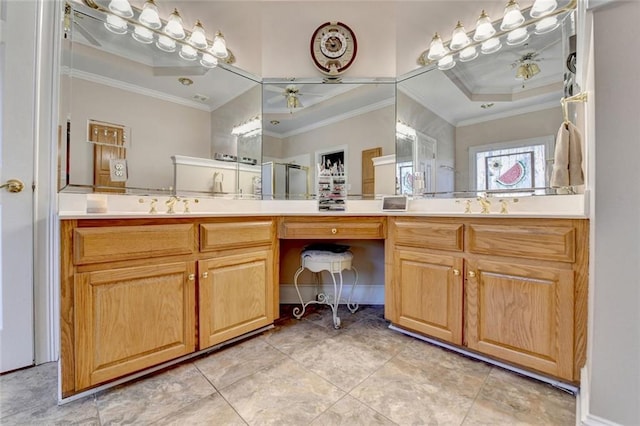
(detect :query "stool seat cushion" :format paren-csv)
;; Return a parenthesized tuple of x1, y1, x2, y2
(301, 250, 353, 273)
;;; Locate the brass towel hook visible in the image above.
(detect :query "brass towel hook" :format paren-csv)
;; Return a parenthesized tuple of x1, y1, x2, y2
(561, 92, 589, 125)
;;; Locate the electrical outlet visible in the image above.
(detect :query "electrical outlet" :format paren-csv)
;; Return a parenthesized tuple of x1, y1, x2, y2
(109, 159, 128, 182)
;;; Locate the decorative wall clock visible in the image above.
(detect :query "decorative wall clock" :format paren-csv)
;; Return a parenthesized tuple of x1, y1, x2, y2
(310, 22, 357, 76)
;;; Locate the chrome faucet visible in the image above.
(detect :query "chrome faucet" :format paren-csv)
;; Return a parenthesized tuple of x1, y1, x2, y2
(166, 195, 180, 214)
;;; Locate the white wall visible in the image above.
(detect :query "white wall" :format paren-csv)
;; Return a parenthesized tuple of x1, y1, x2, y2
(588, 1, 640, 424)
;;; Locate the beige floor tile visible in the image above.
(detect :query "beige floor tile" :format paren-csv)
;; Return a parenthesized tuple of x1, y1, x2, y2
(95, 363, 216, 424)
(194, 336, 287, 390)
(154, 393, 246, 425)
(219, 357, 345, 425)
(263, 316, 335, 355)
(310, 395, 396, 425)
(0, 362, 58, 419)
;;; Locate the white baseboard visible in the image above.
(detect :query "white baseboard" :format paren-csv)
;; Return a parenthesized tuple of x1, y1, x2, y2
(577, 366, 623, 426)
(279, 283, 384, 305)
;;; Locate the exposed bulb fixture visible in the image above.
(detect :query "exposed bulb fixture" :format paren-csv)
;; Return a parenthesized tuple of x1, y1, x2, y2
(535, 16, 559, 34)
(200, 52, 218, 68)
(187, 20, 208, 49)
(507, 27, 529, 45)
(459, 45, 478, 62)
(481, 37, 502, 54)
(108, 0, 133, 18)
(132, 25, 154, 44)
(156, 34, 176, 52)
(163, 8, 185, 40)
(211, 31, 228, 58)
(104, 14, 128, 34)
(138, 0, 161, 29)
(449, 21, 471, 51)
(231, 117, 261, 137)
(530, 0, 558, 18)
(426, 33, 448, 61)
(500, 0, 525, 31)
(437, 55, 455, 70)
(396, 121, 417, 139)
(473, 10, 496, 41)
(179, 44, 198, 61)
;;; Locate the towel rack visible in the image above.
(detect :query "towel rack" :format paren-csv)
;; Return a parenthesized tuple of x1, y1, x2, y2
(561, 92, 588, 124)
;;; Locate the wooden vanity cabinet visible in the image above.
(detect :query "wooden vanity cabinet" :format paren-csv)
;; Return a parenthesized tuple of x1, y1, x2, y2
(387, 217, 588, 382)
(60, 217, 278, 397)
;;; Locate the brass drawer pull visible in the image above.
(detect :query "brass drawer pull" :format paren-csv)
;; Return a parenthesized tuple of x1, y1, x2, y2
(188, 274, 195, 281)
(331, 228, 337, 234)
(452, 269, 461, 276)
(468, 271, 476, 278)
(202, 272, 208, 279)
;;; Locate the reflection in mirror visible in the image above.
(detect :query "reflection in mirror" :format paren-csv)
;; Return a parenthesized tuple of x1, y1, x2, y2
(397, 7, 576, 198)
(262, 79, 396, 199)
(59, 1, 261, 198)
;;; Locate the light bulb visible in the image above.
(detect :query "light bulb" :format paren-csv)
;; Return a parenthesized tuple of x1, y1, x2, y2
(426, 33, 448, 61)
(535, 16, 559, 34)
(437, 55, 455, 70)
(104, 14, 128, 35)
(507, 27, 529, 45)
(200, 53, 218, 68)
(530, 0, 558, 18)
(187, 20, 208, 49)
(108, 0, 133, 18)
(179, 44, 198, 61)
(450, 21, 471, 51)
(459, 46, 478, 62)
(132, 25, 154, 44)
(211, 31, 228, 58)
(163, 8, 185, 40)
(500, 0, 525, 31)
(481, 37, 502, 54)
(138, 0, 161, 29)
(156, 35, 176, 52)
(473, 10, 496, 41)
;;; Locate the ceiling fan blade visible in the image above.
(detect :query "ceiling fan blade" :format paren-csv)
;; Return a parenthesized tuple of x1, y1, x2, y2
(264, 84, 285, 93)
(266, 94, 283, 104)
(300, 92, 324, 97)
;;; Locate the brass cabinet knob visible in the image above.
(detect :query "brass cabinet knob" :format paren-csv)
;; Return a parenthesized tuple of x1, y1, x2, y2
(452, 269, 461, 276)
(188, 274, 195, 281)
(331, 228, 337, 234)
(202, 272, 208, 279)
(468, 271, 476, 278)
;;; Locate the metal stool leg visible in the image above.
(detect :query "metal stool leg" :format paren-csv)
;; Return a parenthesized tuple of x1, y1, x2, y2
(347, 266, 359, 313)
(292, 266, 307, 319)
(328, 271, 343, 329)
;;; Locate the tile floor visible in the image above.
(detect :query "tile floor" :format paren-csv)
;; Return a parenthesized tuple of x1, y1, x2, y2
(0, 305, 576, 425)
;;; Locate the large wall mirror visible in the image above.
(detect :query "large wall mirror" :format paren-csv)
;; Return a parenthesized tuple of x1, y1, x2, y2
(397, 6, 576, 198)
(59, 1, 262, 197)
(261, 79, 396, 199)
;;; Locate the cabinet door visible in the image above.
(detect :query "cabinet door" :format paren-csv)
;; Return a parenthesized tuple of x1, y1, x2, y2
(392, 249, 463, 344)
(75, 262, 196, 390)
(466, 259, 574, 380)
(199, 248, 274, 349)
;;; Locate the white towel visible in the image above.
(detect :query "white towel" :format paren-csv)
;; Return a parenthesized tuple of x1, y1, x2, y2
(551, 122, 584, 188)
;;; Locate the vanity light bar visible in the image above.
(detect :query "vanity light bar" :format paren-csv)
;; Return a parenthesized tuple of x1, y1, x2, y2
(418, 0, 576, 69)
(81, 0, 235, 65)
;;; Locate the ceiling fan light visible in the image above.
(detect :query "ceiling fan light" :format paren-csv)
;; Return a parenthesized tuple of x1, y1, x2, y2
(138, 0, 161, 29)
(200, 52, 219, 68)
(535, 16, 559, 34)
(437, 55, 456, 70)
(104, 14, 128, 35)
(480, 37, 502, 54)
(473, 10, 496, 41)
(507, 27, 529, 45)
(108, 0, 133, 18)
(132, 25, 154, 44)
(156, 35, 176, 52)
(179, 44, 198, 61)
(459, 45, 478, 62)
(450, 21, 471, 51)
(530, 0, 558, 18)
(427, 33, 447, 61)
(164, 9, 185, 40)
(187, 20, 208, 49)
(500, 0, 525, 31)
(211, 31, 229, 58)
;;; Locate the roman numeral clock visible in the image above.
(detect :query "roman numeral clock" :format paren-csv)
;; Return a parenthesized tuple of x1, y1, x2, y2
(310, 22, 358, 77)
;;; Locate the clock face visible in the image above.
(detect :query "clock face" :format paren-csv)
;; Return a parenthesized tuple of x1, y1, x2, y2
(310, 22, 357, 76)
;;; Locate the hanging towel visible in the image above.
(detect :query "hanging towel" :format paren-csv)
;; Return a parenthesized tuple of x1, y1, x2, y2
(550, 121, 584, 188)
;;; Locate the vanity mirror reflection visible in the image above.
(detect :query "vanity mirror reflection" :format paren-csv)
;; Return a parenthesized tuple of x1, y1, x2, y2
(261, 79, 396, 199)
(396, 3, 577, 198)
(59, 1, 262, 197)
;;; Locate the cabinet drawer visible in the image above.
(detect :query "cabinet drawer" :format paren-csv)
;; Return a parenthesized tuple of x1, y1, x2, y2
(73, 224, 197, 265)
(280, 217, 385, 239)
(200, 220, 274, 251)
(392, 219, 463, 252)
(467, 223, 576, 262)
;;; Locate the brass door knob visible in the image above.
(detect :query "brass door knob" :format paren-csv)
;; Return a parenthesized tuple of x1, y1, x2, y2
(452, 269, 461, 276)
(468, 271, 476, 278)
(0, 178, 24, 193)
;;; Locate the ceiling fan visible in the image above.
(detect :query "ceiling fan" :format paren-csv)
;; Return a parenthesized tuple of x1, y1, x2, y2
(264, 84, 324, 113)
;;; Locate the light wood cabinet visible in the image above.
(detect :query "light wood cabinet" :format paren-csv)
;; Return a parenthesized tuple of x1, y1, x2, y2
(61, 217, 278, 397)
(387, 217, 588, 382)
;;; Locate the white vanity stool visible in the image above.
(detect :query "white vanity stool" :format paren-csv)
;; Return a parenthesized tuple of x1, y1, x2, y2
(292, 249, 359, 329)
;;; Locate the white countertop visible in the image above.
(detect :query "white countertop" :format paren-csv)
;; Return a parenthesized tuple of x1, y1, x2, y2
(58, 192, 589, 219)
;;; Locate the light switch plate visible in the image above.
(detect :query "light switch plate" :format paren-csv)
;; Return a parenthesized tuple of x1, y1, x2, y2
(109, 158, 128, 182)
